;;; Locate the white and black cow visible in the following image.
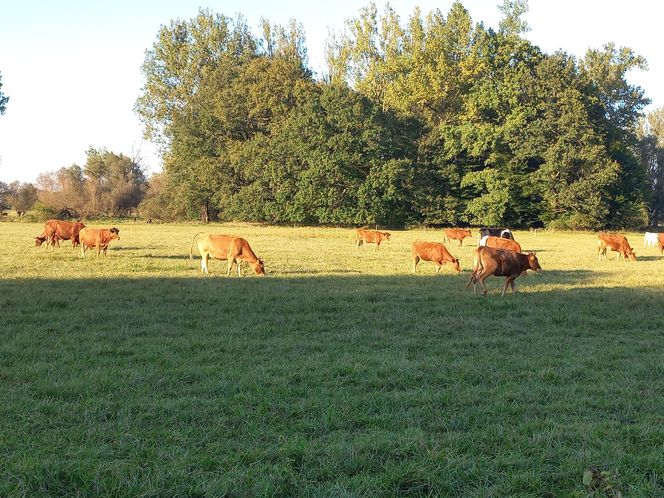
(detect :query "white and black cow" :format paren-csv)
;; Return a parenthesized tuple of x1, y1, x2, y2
(478, 227, 514, 245)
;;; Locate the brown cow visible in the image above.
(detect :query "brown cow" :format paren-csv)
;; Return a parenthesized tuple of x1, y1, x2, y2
(79, 227, 120, 257)
(658, 233, 664, 254)
(482, 235, 522, 253)
(189, 233, 265, 276)
(597, 233, 636, 261)
(356, 229, 391, 251)
(35, 220, 86, 248)
(412, 240, 461, 274)
(467, 246, 542, 296)
(443, 228, 472, 246)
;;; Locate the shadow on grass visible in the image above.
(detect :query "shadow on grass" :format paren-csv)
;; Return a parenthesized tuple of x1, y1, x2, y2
(2, 273, 664, 497)
(138, 254, 193, 260)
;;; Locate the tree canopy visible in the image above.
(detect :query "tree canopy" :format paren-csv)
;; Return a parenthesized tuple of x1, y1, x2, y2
(135, 1, 651, 228)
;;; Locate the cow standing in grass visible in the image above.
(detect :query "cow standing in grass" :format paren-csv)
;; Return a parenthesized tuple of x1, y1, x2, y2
(411, 241, 461, 274)
(644, 232, 659, 247)
(79, 227, 120, 257)
(658, 234, 664, 254)
(443, 228, 472, 246)
(190, 233, 265, 276)
(467, 246, 541, 296)
(356, 229, 391, 251)
(35, 220, 86, 248)
(597, 233, 636, 261)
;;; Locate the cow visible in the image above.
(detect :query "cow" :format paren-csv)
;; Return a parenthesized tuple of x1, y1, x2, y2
(479, 235, 522, 253)
(478, 227, 513, 245)
(411, 240, 461, 274)
(443, 228, 472, 246)
(597, 233, 636, 261)
(189, 233, 265, 276)
(467, 246, 542, 296)
(644, 232, 659, 248)
(658, 233, 664, 254)
(35, 220, 86, 248)
(356, 229, 391, 251)
(79, 227, 120, 257)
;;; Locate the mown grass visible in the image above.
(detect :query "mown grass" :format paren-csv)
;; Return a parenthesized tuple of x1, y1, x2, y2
(1, 221, 663, 496)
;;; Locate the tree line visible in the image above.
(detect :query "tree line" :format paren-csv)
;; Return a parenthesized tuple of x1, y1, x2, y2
(133, 1, 663, 229)
(2, 1, 664, 228)
(0, 148, 146, 220)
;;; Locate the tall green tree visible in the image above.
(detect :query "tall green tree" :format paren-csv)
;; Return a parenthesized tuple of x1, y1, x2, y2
(638, 107, 664, 226)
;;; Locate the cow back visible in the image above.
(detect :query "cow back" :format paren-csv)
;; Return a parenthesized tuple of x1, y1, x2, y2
(485, 236, 521, 253)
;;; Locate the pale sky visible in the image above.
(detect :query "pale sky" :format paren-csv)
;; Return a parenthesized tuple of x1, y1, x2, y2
(0, 0, 662, 184)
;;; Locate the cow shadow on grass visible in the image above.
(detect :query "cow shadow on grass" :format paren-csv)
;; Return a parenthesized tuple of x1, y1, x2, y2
(138, 254, 192, 260)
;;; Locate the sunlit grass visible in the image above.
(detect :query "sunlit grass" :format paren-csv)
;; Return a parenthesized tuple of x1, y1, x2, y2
(1, 221, 663, 496)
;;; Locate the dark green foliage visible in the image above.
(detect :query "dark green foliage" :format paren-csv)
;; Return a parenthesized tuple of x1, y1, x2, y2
(136, 3, 651, 229)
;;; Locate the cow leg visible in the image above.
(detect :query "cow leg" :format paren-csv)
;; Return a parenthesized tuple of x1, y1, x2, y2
(374, 243, 378, 251)
(80, 245, 86, 258)
(478, 275, 489, 296)
(356, 239, 362, 249)
(510, 277, 517, 294)
(412, 255, 420, 273)
(227, 259, 234, 276)
(435, 262, 441, 274)
(201, 254, 209, 274)
(237, 260, 242, 277)
(501, 277, 511, 296)
(458, 239, 463, 247)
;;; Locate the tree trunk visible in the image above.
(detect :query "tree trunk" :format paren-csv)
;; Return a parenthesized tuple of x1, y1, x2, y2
(201, 200, 210, 223)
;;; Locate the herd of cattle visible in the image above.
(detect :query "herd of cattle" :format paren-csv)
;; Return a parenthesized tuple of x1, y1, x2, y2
(33, 220, 664, 296)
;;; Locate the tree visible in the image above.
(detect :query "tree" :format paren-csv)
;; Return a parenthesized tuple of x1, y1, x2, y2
(638, 107, 664, 226)
(0, 181, 11, 209)
(7, 182, 38, 215)
(36, 165, 87, 217)
(0, 71, 8, 115)
(135, 9, 258, 149)
(83, 148, 146, 216)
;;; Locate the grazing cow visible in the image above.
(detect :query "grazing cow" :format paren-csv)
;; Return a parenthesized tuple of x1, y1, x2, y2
(478, 227, 513, 245)
(467, 246, 542, 296)
(35, 220, 86, 248)
(189, 233, 265, 276)
(658, 233, 664, 254)
(79, 227, 120, 257)
(479, 235, 522, 253)
(443, 228, 472, 246)
(597, 233, 636, 261)
(411, 240, 461, 274)
(644, 232, 659, 247)
(356, 229, 391, 251)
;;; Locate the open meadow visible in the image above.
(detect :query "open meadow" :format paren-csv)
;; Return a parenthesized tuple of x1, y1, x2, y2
(1, 222, 663, 496)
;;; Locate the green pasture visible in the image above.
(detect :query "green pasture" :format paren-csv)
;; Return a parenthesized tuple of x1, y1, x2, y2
(1, 222, 663, 496)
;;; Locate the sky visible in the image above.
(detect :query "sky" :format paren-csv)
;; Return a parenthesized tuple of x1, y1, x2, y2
(1, 0, 662, 184)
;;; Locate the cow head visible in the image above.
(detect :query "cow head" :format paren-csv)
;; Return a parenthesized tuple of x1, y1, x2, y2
(451, 257, 461, 273)
(527, 252, 542, 271)
(252, 259, 266, 276)
(382, 232, 391, 241)
(626, 249, 637, 261)
(35, 236, 47, 247)
(109, 227, 120, 240)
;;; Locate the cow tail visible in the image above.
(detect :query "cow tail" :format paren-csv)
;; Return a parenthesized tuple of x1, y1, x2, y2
(189, 233, 204, 259)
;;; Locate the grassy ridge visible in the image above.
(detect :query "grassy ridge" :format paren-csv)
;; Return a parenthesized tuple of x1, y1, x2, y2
(1, 222, 663, 496)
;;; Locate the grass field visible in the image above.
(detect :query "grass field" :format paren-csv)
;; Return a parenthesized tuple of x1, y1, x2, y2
(1, 221, 663, 496)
